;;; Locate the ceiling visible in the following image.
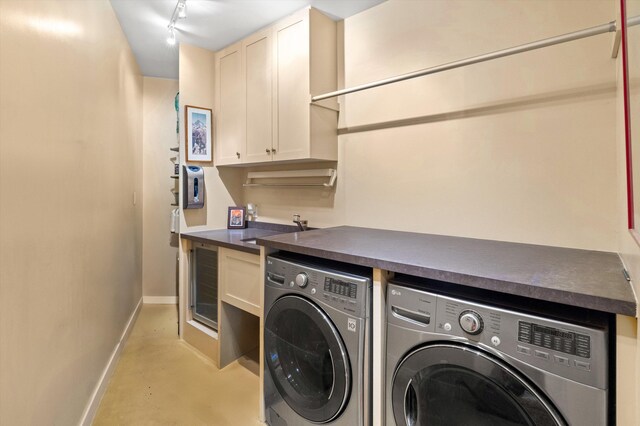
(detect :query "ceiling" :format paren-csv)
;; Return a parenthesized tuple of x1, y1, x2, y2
(110, 0, 386, 79)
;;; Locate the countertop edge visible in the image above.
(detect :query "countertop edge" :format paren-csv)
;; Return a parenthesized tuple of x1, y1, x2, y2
(255, 238, 637, 317)
(180, 233, 261, 255)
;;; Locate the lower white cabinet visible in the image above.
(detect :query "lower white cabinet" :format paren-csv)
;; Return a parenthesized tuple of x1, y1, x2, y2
(217, 247, 261, 369)
(218, 247, 261, 315)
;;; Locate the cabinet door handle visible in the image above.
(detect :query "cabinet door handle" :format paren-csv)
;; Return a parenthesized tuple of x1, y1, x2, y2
(271, 148, 276, 154)
(236, 152, 240, 159)
(265, 148, 271, 154)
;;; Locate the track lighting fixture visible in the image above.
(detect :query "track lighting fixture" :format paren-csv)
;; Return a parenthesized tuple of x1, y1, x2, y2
(166, 0, 186, 46)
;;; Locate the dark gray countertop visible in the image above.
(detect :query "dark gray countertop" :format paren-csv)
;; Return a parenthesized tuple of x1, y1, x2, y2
(180, 221, 300, 254)
(256, 226, 637, 316)
(180, 228, 280, 254)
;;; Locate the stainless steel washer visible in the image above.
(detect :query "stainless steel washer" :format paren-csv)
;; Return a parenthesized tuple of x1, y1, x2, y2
(264, 254, 372, 426)
(386, 282, 609, 426)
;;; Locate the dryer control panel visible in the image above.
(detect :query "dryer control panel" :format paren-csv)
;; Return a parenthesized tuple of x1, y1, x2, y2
(266, 255, 371, 319)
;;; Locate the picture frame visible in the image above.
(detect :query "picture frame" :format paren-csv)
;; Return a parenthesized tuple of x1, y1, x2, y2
(227, 206, 246, 229)
(185, 105, 213, 162)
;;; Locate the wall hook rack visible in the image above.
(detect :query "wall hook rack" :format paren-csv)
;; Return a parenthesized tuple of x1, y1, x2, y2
(243, 168, 337, 188)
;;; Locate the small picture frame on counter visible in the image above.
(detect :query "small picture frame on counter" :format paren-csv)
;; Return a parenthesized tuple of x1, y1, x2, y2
(227, 206, 246, 229)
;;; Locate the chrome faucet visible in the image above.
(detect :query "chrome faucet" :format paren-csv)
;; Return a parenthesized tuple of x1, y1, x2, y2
(293, 214, 308, 231)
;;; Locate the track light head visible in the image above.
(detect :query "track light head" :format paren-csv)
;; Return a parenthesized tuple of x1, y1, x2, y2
(167, 26, 176, 46)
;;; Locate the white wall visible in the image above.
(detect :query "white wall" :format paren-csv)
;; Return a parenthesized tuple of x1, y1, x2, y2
(0, 0, 142, 423)
(142, 77, 179, 299)
(179, 43, 244, 233)
(245, 0, 618, 252)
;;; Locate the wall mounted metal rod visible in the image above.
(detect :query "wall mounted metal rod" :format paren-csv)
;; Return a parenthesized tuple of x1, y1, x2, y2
(629, 15, 640, 27)
(312, 19, 626, 102)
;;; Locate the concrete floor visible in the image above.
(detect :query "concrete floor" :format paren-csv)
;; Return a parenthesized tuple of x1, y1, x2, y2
(94, 305, 261, 425)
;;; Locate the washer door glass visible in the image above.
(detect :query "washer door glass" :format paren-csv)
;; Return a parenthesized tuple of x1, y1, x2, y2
(392, 343, 566, 426)
(265, 295, 351, 423)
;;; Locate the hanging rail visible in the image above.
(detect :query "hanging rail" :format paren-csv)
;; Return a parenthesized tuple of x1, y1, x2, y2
(312, 16, 640, 103)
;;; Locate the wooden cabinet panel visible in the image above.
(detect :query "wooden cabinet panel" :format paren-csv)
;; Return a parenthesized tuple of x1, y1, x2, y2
(215, 44, 244, 165)
(245, 30, 274, 164)
(214, 7, 337, 167)
(274, 15, 309, 161)
(218, 247, 260, 316)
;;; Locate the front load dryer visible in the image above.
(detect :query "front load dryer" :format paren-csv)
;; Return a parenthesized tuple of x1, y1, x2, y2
(264, 254, 372, 426)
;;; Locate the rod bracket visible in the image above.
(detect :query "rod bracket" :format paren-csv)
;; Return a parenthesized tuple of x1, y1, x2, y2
(310, 98, 340, 112)
(612, 29, 622, 58)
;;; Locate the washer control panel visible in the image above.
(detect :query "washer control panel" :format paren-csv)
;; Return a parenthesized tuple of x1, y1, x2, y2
(518, 321, 591, 359)
(386, 283, 607, 390)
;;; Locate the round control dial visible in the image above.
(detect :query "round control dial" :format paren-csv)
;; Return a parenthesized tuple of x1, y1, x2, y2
(295, 273, 309, 288)
(459, 310, 483, 335)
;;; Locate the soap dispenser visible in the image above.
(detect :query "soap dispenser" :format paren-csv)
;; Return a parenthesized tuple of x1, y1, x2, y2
(183, 165, 204, 209)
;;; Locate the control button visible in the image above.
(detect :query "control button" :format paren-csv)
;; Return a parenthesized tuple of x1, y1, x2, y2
(295, 273, 309, 288)
(339, 298, 346, 304)
(519, 322, 532, 332)
(491, 336, 501, 347)
(349, 300, 357, 306)
(554, 355, 570, 366)
(443, 323, 452, 332)
(576, 349, 591, 358)
(289, 281, 295, 287)
(516, 345, 531, 355)
(331, 296, 338, 302)
(310, 288, 316, 295)
(459, 310, 483, 335)
(575, 360, 591, 371)
(323, 293, 330, 299)
(534, 350, 549, 360)
(576, 334, 590, 344)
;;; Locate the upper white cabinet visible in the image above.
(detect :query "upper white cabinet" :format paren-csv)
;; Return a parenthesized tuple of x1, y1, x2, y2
(215, 42, 244, 165)
(273, 8, 337, 163)
(245, 29, 274, 164)
(214, 8, 338, 167)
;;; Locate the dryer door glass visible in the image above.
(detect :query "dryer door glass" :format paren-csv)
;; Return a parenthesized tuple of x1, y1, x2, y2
(265, 295, 351, 423)
(392, 343, 566, 426)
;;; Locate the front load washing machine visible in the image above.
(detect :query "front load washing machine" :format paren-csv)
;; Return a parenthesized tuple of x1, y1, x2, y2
(264, 253, 372, 426)
(386, 281, 609, 426)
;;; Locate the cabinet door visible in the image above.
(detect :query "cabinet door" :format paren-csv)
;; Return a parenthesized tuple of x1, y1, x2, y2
(273, 11, 310, 161)
(218, 247, 260, 316)
(244, 29, 274, 164)
(215, 43, 245, 165)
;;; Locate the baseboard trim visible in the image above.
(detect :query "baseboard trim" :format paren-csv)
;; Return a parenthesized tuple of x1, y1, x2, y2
(79, 297, 143, 426)
(143, 296, 178, 304)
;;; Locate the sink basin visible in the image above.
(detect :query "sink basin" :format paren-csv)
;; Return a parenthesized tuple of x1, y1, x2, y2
(241, 238, 257, 245)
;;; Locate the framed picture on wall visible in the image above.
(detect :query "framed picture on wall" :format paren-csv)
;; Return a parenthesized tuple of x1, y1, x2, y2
(227, 206, 246, 229)
(185, 105, 213, 162)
